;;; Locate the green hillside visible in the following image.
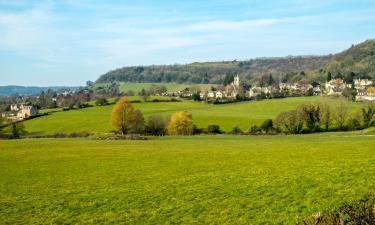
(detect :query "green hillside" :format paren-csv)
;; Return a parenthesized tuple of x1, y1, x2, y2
(96, 39, 375, 85)
(23, 97, 363, 135)
(118, 82, 213, 93)
(1, 134, 375, 224)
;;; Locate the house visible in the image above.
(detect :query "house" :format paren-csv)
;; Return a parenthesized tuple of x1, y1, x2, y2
(325, 79, 346, 96)
(247, 86, 262, 98)
(207, 91, 216, 98)
(199, 91, 207, 99)
(312, 86, 322, 96)
(216, 91, 224, 99)
(354, 79, 373, 89)
(10, 104, 19, 111)
(356, 87, 375, 101)
(16, 105, 38, 119)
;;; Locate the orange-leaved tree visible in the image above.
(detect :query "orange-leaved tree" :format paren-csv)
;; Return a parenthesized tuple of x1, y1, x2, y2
(111, 97, 144, 134)
(166, 111, 194, 135)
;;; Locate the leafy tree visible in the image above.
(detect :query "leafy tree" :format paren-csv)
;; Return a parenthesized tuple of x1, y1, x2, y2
(267, 74, 274, 86)
(166, 112, 194, 135)
(327, 72, 332, 81)
(300, 104, 320, 132)
(275, 110, 304, 134)
(231, 125, 243, 135)
(260, 119, 273, 133)
(192, 93, 201, 101)
(249, 125, 260, 134)
(0, 115, 5, 136)
(207, 124, 221, 134)
(362, 104, 375, 128)
(146, 115, 166, 136)
(95, 98, 108, 106)
(223, 73, 235, 86)
(139, 88, 149, 102)
(111, 97, 145, 134)
(9, 122, 25, 139)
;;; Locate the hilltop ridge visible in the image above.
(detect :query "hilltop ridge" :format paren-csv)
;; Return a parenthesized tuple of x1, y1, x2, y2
(96, 39, 375, 84)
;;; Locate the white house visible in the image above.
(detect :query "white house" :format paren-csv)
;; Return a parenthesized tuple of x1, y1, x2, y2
(16, 105, 38, 119)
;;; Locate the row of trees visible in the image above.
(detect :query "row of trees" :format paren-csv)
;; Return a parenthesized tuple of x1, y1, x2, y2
(268, 101, 374, 134)
(111, 97, 374, 136)
(111, 97, 194, 135)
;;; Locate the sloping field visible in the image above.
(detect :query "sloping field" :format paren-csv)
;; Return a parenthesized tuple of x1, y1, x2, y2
(23, 97, 363, 135)
(1, 134, 374, 224)
(118, 82, 214, 93)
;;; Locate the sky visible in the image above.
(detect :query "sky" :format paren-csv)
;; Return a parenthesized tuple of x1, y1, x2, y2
(0, 0, 375, 86)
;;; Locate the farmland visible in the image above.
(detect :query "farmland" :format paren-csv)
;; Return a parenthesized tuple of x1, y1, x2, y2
(1, 133, 375, 224)
(23, 96, 364, 135)
(118, 82, 214, 93)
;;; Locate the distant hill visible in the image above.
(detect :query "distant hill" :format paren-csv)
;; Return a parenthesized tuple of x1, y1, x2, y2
(0, 86, 80, 96)
(96, 39, 375, 84)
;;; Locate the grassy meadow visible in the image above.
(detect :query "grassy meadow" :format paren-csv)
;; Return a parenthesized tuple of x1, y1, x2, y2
(118, 82, 214, 93)
(23, 96, 364, 135)
(1, 133, 375, 224)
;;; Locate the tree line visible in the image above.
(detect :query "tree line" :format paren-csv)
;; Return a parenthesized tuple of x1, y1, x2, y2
(110, 97, 374, 137)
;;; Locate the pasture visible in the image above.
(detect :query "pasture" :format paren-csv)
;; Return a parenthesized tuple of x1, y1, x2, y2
(1, 133, 375, 224)
(118, 82, 214, 93)
(23, 96, 364, 135)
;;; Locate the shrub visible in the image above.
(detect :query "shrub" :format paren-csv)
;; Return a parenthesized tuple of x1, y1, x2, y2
(249, 125, 260, 134)
(68, 131, 91, 138)
(192, 93, 201, 101)
(275, 110, 304, 134)
(207, 124, 221, 134)
(95, 98, 108, 106)
(297, 194, 375, 225)
(362, 104, 375, 128)
(260, 119, 274, 133)
(146, 115, 166, 136)
(231, 125, 243, 135)
(347, 116, 362, 131)
(192, 124, 203, 135)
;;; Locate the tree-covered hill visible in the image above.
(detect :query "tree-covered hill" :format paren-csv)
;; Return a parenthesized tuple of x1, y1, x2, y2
(96, 39, 375, 85)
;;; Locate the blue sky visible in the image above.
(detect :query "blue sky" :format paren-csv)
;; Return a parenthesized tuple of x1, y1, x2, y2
(0, 0, 375, 86)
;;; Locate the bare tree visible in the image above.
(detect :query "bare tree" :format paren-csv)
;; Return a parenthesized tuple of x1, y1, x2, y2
(320, 101, 331, 131)
(334, 100, 349, 130)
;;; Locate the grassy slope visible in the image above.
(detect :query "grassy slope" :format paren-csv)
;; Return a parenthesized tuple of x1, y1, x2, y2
(1, 134, 375, 224)
(23, 97, 363, 135)
(119, 82, 213, 93)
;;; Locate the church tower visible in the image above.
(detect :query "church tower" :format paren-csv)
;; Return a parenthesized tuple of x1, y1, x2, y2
(234, 74, 240, 87)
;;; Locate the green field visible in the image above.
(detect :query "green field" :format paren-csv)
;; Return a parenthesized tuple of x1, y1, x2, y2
(1, 133, 375, 224)
(23, 96, 363, 135)
(118, 82, 214, 93)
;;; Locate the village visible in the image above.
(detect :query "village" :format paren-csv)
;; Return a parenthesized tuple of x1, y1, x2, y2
(163, 75, 375, 102)
(1, 75, 375, 122)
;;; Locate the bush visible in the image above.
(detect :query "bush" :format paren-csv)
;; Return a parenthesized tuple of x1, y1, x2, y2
(68, 131, 91, 138)
(146, 115, 166, 136)
(230, 125, 243, 135)
(95, 98, 109, 106)
(297, 194, 375, 225)
(249, 125, 260, 135)
(260, 119, 273, 133)
(207, 124, 221, 134)
(347, 117, 362, 131)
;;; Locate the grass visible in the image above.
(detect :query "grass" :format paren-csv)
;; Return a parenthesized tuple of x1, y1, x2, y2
(1, 133, 375, 224)
(23, 96, 364, 135)
(118, 82, 214, 93)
